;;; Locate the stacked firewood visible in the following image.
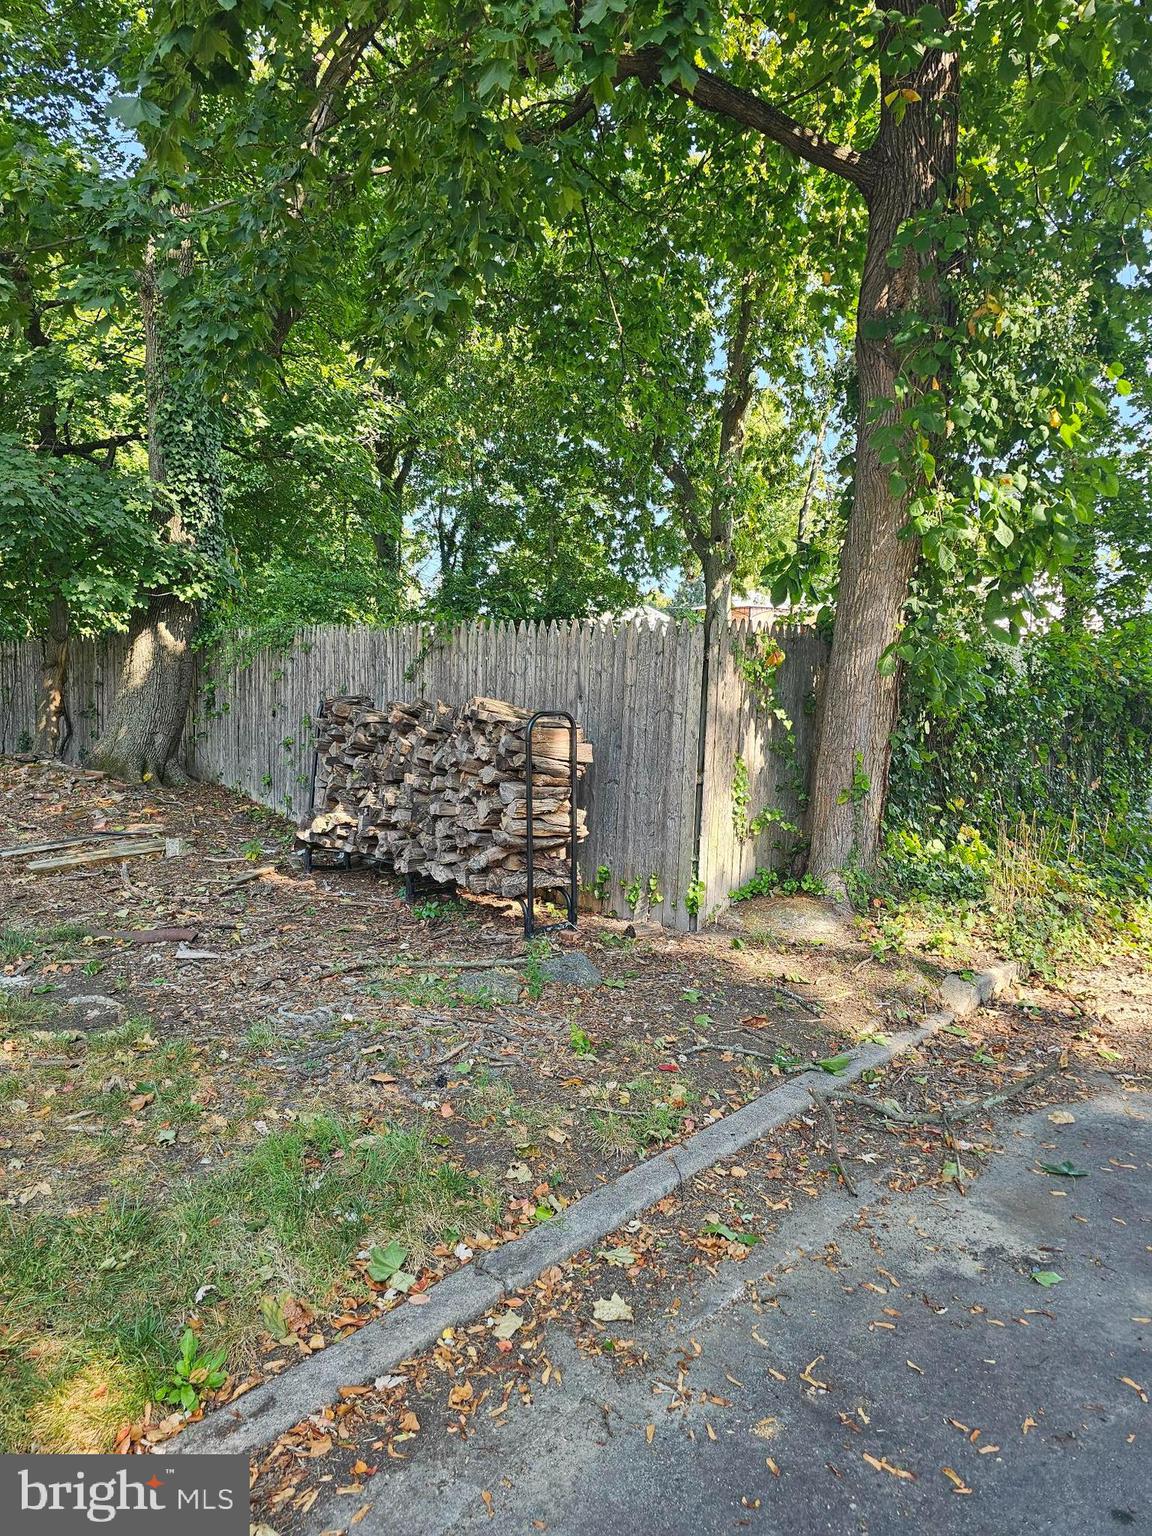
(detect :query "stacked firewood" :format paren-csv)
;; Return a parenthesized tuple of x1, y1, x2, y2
(295, 694, 374, 855)
(296, 694, 591, 899)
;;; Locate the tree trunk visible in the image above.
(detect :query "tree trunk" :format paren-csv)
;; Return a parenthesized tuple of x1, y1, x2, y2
(371, 439, 413, 586)
(92, 595, 199, 782)
(807, 20, 958, 889)
(701, 549, 734, 651)
(93, 241, 219, 784)
(34, 595, 71, 759)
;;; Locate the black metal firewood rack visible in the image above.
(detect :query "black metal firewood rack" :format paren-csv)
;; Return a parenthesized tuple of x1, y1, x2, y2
(520, 709, 580, 940)
(297, 695, 364, 875)
(297, 698, 583, 937)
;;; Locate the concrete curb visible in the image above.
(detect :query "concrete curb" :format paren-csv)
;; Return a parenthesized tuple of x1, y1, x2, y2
(939, 959, 1019, 1018)
(176, 1013, 953, 1456)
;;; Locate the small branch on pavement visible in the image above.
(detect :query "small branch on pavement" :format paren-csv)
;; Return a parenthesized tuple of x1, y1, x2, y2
(808, 1087, 858, 1197)
(831, 1062, 1066, 1127)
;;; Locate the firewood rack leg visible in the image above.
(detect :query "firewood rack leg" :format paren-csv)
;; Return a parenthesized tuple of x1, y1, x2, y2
(298, 695, 359, 874)
(519, 710, 579, 941)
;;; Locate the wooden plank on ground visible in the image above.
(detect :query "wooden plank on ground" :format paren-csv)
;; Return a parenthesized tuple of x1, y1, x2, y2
(25, 838, 178, 872)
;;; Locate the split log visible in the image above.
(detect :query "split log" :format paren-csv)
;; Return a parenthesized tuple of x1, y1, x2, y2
(295, 692, 592, 900)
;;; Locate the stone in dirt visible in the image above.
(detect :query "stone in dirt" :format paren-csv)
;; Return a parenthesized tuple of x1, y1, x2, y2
(66, 994, 124, 1016)
(731, 894, 858, 946)
(0, 976, 32, 992)
(455, 969, 522, 1004)
(539, 951, 603, 988)
(275, 1005, 337, 1029)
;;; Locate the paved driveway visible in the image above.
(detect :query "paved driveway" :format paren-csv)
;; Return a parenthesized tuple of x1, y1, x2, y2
(317, 1089, 1151, 1536)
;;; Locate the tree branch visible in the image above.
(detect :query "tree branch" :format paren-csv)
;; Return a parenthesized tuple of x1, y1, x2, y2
(47, 433, 144, 460)
(654, 443, 709, 550)
(615, 51, 872, 193)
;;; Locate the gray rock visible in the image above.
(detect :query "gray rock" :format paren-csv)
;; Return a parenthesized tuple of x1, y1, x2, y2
(539, 951, 603, 988)
(0, 976, 32, 992)
(67, 993, 124, 1014)
(456, 969, 522, 1004)
(275, 1004, 336, 1029)
(979, 959, 1019, 1001)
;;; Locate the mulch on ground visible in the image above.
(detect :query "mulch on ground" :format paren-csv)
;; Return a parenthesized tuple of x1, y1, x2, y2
(0, 757, 940, 1222)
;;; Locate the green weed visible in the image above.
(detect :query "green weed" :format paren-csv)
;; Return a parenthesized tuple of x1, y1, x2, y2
(586, 1073, 697, 1155)
(0, 924, 89, 964)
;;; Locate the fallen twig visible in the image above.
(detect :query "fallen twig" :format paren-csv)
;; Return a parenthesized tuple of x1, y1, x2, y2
(808, 1087, 858, 1196)
(316, 959, 382, 980)
(773, 982, 821, 1015)
(831, 1062, 1065, 1128)
(434, 1040, 471, 1067)
(686, 1039, 786, 1067)
(216, 864, 277, 894)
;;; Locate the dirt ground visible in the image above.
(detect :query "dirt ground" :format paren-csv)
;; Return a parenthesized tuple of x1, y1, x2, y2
(0, 755, 1146, 1462)
(0, 757, 945, 1222)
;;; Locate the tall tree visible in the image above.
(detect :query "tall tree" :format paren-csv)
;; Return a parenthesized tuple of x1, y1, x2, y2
(0, 1, 154, 753)
(101, 2, 1152, 864)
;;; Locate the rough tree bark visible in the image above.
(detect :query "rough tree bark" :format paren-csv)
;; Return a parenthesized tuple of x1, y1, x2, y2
(93, 245, 205, 783)
(806, 24, 957, 885)
(93, 595, 199, 781)
(620, 5, 959, 888)
(34, 595, 71, 758)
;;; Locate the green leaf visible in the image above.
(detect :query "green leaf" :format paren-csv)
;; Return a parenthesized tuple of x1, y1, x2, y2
(703, 1221, 761, 1246)
(1038, 1161, 1089, 1178)
(1031, 1269, 1063, 1287)
(816, 1054, 853, 1075)
(367, 1240, 410, 1282)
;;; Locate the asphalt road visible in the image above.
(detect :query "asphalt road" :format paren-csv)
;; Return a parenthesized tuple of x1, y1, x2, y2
(311, 1089, 1151, 1536)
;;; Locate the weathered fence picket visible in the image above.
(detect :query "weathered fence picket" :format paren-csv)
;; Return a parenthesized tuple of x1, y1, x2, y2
(0, 618, 826, 929)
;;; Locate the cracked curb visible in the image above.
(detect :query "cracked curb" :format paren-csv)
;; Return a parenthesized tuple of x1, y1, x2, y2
(175, 1008, 968, 1457)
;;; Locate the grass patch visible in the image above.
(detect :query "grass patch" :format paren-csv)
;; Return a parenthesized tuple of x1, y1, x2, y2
(0, 1117, 496, 1451)
(87, 1018, 158, 1055)
(460, 1073, 554, 1135)
(370, 971, 468, 1009)
(0, 992, 57, 1033)
(244, 1020, 282, 1052)
(0, 924, 89, 964)
(586, 1073, 697, 1155)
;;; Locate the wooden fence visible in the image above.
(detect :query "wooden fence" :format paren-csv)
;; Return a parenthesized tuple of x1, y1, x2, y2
(0, 619, 826, 929)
